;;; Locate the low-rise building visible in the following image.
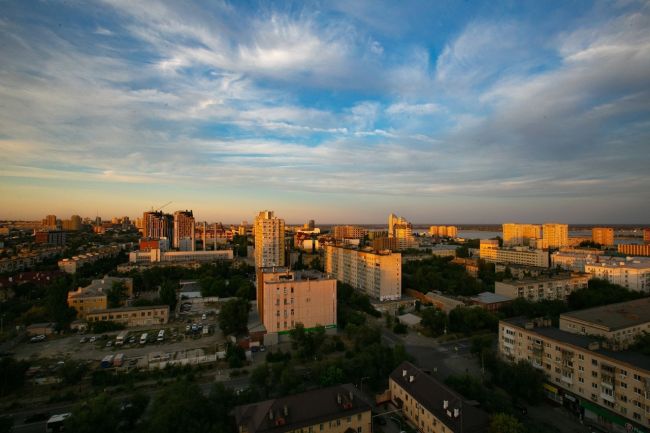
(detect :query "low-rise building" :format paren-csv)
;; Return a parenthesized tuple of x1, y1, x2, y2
(421, 291, 465, 313)
(58, 245, 122, 273)
(85, 305, 169, 327)
(234, 384, 371, 433)
(325, 245, 401, 301)
(469, 291, 514, 312)
(256, 267, 337, 335)
(499, 317, 650, 432)
(67, 276, 133, 318)
(26, 322, 55, 336)
(389, 361, 489, 433)
(560, 298, 650, 350)
(451, 257, 479, 277)
(480, 240, 549, 268)
(585, 258, 650, 293)
(552, 250, 606, 272)
(495, 272, 589, 302)
(129, 249, 233, 263)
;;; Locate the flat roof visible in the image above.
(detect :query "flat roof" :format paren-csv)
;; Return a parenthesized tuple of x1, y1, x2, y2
(499, 272, 587, 285)
(390, 362, 489, 433)
(560, 298, 650, 331)
(234, 384, 370, 433)
(503, 318, 650, 372)
(87, 305, 169, 314)
(471, 291, 514, 304)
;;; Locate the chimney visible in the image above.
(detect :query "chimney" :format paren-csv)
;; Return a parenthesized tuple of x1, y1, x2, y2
(409, 376, 414, 383)
(268, 410, 274, 421)
(443, 400, 448, 409)
(283, 405, 288, 417)
(349, 391, 354, 401)
(337, 393, 342, 404)
(453, 408, 460, 418)
(402, 369, 407, 377)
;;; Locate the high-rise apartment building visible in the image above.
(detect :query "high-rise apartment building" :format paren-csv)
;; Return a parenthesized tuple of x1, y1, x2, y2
(543, 223, 569, 248)
(502, 223, 542, 246)
(142, 211, 173, 241)
(173, 210, 195, 251)
(256, 267, 336, 334)
(592, 227, 614, 246)
(388, 213, 415, 250)
(429, 225, 458, 238)
(325, 245, 401, 301)
(42, 214, 58, 229)
(618, 244, 650, 257)
(254, 210, 285, 268)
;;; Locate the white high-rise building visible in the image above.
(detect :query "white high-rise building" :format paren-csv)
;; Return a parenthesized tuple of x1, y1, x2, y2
(254, 210, 285, 268)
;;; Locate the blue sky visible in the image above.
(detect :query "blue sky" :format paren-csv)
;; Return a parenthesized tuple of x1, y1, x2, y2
(1, 0, 649, 224)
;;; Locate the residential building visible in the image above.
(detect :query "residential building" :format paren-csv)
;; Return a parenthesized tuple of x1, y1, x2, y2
(618, 244, 650, 257)
(85, 305, 169, 327)
(495, 272, 589, 302)
(142, 211, 173, 240)
(325, 245, 401, 301)
(61, 215, 82, 231)
(585, 258, 650, 293)
(42, 214, 58, 229)
(388, 213, 416, 250)
(67, 276, 133, 318)
(429, 225, 458, 238)
(129, 249, 233, 264)
(502, 223, 542, 246)
(480, 240, 549, 268)
(173, 210, 195, 251)
(645, 228, 650, 243)
(469, 292, 514, 312)
(499, 317, 650, 432)
(234, 384, 371, 433)
(35, 230, 66, 246)
(559, 298, 650, 350)
(333, 225, 367, 240)
(543, 223, 569, 248)
(451, 257, 479, 277)
(430, 245, 460, 258)
(256, 268, 336, 334)
(389, 361, 489, 433)
(57, 245, 122, 273)
(552, 250, 606, 272)
(421, 291, 465, 313)
(26, 323, 55, 336)
(593, 227, 615, 246)
(254, 211, 285, 268)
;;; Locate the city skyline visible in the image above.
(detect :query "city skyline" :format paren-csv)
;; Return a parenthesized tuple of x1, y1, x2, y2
(1, 1, 650, 223)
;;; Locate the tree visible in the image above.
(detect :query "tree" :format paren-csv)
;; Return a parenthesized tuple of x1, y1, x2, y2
(107, 281, 127, 308)
(218, 298, 250, 335)
(420, 307, 447, 336)
(489, 413, 525, 433)
(250, 363, 271, 397)
(226, 343, 246, 368)
(46, 277, 77, 329)
(121, 392, 150, 430)
(66, 394, 120, 433)
(568, 279, 644, 310)
(59, 359, 88, 385)
(320, 365, 344, 386)
(145, 380, 216, 433)
(159, 279, 177, 311)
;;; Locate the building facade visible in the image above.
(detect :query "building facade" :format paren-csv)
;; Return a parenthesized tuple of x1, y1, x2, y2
(333, 225, 367, 240)
(593, 227, 615, 246)
(234, 384, 371, 433)
(502, 223, 542, 246)
(173, 210, 195, 250)
(389, 361, 489, 433)
(325, 245, 401, 301)
(543, 223, 569, 248)
(256, 268, 337, 334)
(619, 244, 650, 257)
(129, 249, 233, 264)
(585, 259, 650, 293)
(142, 211, 173, 240)
(552, 250, 606, 272)
(254, 211, 285, 268)
(495, 272, 589, 301)
(85, 305, 169, 327)
(480, 240, 550, 268)
(499, 318, 650, 433)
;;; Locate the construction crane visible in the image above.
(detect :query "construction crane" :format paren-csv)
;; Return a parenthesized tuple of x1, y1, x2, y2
(150, 201, 172, 212)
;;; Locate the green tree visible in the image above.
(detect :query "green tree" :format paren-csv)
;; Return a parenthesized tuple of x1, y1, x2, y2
(121, 392, 150, 430)
(420, 307, 447, 336)
(0, 357, 29, 396)
(489, 413, 525, 433)
(46, 277, 77, 329)
(320, 365, 344, 386)
(0, 415, 13, 433)
(145, 380, 216, 433)
(107, 281, 127, 308)
(159, 279, 177, 311)
(250, 363, 271, 397)
(66, 394, 120, 433)
(218, 298, 250, 335)
(59, 359, 88, 385)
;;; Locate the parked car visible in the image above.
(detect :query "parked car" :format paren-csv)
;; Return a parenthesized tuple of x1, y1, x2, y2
(201, 313, 207, 320)
(29, 335, 46, 343)
(79, 337, 87, 343)
(89, 336, 96, 343)
(259, 345, 266, 352)
(128, 336, 136, 344)
(106, 341, 113, 348)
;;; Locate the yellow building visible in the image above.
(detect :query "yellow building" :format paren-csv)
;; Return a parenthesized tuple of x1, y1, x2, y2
(618, 244, 650, 257)
(479, 239, 549, 268)
(235, 384, 371, 433)
(333, 225, 367, 240)
(67, 276, 133, 318)
(495, 272, 588, 301)
(499, 317, 650, 432)
(256, 267, 336, 334)
(502, 223, 542, 246)
(592, 227, 614, 246)
(325, 245, 401, 301)
(254, 210, 285, 268)
(389, 362, 489, 433)
(85, 305, 169, 327)
(543, 223, 569, 248)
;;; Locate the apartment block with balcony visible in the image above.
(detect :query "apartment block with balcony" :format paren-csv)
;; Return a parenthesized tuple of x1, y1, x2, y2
(325, 245, 401, 301)
(495, 272, 589, 302)
(480, 239, 550, 268)
(499, 317, 650, 432)
(585, 258, 650, 293)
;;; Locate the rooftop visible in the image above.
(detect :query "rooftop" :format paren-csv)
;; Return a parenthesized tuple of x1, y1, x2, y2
(390, 361, 489, 433)
(560, 298, 650, 331)
(260, 268, 335, 282)
(503, 318, 650, 372)
(234, 384, 370, 433)
(87, 305, 169, 314)
(499, 272, 588, 285)
(471, 291, 514, 304)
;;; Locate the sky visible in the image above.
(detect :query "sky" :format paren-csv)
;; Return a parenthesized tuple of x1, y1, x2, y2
(0, 0, 649, 224)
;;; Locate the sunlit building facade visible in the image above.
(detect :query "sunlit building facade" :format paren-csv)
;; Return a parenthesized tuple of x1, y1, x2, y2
(254, 210, 285, 268)
(502, 223, 542, 246)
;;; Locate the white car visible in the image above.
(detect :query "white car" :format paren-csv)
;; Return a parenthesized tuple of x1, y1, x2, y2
(89, 336, 97, 343)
